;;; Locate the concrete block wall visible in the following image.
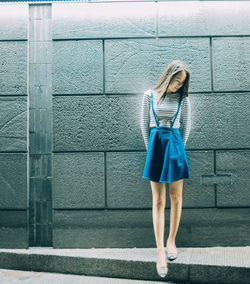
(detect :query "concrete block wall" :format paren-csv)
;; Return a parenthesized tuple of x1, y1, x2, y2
(0, 4, 28, 248)
(0, 1, 249, 248)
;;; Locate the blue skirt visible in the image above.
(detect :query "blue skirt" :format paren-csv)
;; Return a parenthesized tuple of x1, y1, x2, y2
(142, 127, 190, 183)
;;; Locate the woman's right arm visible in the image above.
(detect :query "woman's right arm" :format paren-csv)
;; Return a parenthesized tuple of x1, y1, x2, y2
(140, 91, 150, 150)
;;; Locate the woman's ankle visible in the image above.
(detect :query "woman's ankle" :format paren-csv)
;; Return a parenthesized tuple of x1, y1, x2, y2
(157, 246, 165, 251)
(167, 238, 176, 246)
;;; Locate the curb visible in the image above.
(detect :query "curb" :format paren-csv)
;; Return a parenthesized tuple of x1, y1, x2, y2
(0, 247, 249, 283)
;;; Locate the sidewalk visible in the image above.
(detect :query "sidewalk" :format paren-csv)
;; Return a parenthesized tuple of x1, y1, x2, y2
(0, 269, 176, 284)
(0, 246, 249, 283)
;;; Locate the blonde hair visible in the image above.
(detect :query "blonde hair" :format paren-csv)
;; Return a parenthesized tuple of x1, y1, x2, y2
(152, 60, 191, 105)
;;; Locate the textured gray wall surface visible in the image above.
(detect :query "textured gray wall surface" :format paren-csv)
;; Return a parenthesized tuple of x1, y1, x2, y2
(0, 4, 28, 248)
(0, 1, 250, 248)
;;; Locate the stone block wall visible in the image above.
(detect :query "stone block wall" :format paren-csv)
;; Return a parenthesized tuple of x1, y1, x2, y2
(0, 1, 249, 248)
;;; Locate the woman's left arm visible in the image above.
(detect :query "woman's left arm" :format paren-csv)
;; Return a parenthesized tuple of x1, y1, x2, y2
(180, 95, 191, 147)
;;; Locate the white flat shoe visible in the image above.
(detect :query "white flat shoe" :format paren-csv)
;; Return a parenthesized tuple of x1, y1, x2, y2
(166, 246, 177, 261)
(156, 263, 168, 277)
(156, 247, 168, 277)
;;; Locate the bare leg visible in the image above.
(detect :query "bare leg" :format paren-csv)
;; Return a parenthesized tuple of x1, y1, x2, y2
(150, 180, 167, 268)
(166, 179, 183, 252)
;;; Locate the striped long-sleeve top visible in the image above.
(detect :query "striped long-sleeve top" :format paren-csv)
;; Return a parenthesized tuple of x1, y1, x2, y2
(140, 89, 191, 150)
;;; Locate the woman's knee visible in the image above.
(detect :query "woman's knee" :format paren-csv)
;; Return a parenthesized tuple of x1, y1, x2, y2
(169, 179, 183, 203)
(151, 181, 166, 209)
(169, 193, 182, 203)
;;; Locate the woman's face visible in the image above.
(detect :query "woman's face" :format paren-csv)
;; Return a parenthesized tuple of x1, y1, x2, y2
(167, 71, 186, 94)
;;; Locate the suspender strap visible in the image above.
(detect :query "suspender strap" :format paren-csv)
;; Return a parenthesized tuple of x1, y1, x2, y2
(171, 93, 183, 127)
(150, 91, 182, 128)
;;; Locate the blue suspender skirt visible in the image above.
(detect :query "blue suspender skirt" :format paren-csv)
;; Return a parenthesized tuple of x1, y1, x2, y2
(142, 91, 190, 183)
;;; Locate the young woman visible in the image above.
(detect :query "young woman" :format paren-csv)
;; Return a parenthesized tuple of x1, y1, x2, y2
(140, 60, 191, 277)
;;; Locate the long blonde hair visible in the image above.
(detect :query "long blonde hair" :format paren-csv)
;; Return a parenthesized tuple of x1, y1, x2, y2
(152, 60, 191, 105)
